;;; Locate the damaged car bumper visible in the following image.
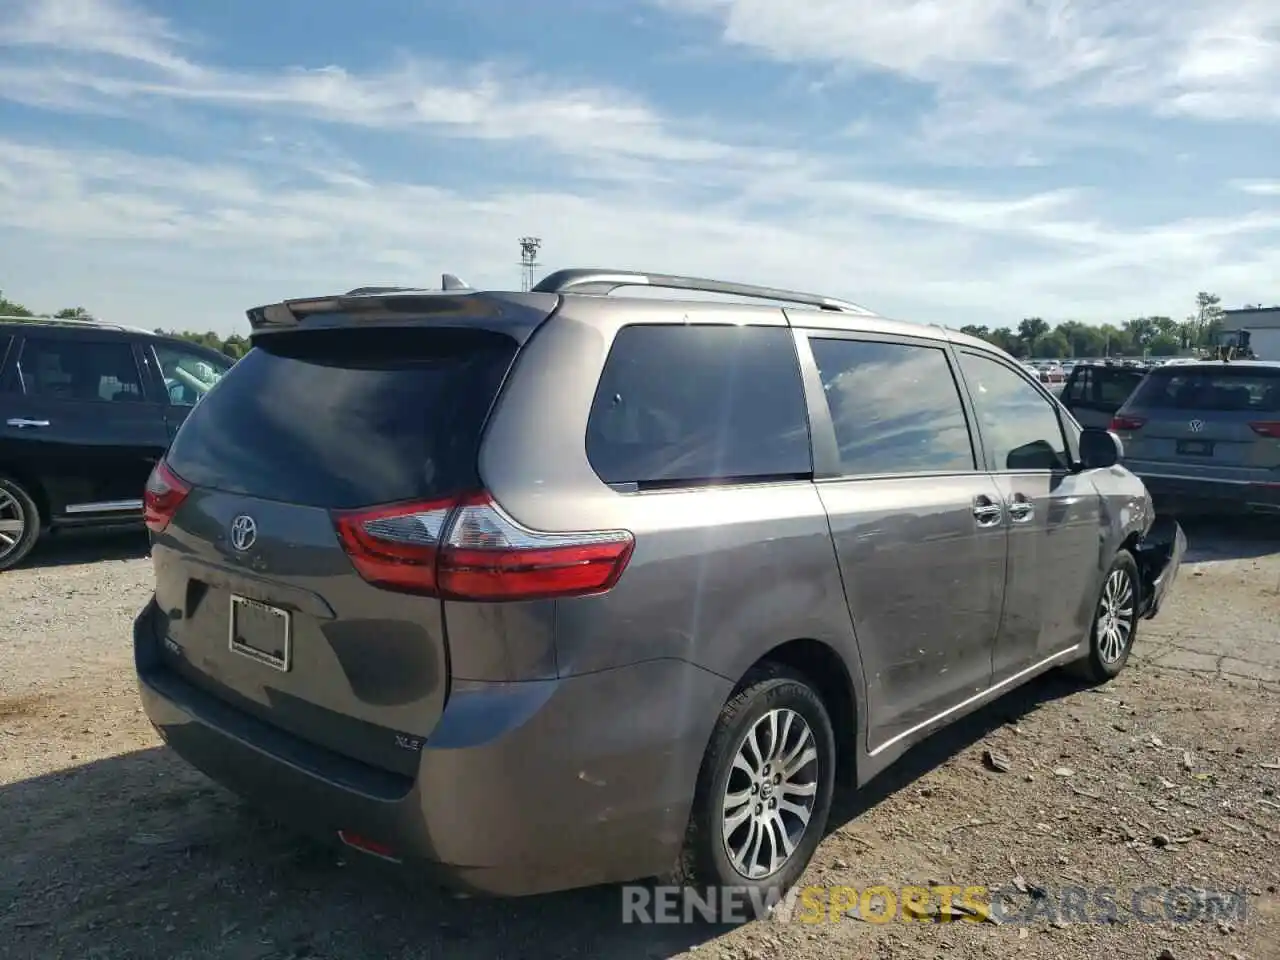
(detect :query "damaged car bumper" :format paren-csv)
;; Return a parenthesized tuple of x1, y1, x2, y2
(1133, 515, 1186, 619)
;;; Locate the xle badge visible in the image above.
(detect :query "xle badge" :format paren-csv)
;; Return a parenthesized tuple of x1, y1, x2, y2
(395, 734, 425, 752)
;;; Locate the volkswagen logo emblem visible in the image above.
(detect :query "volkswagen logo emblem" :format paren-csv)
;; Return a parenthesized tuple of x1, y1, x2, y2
(229, 514, 257, 552)
(1188, 419, 1205, 433)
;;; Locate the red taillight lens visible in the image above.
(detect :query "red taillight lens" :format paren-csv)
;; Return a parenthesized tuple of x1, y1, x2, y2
(1248, 421, 1280, 438)
(331, 492, 634, 601)
(331, 497, 456, 595)
(143, 461, 191, 533)
(1109, 415, 1146, 432)
(438, 493, 634, 601)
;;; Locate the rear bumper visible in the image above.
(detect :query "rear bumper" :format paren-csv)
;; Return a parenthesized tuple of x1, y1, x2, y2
(134, 598, 730, 896)
(1132, 469, 1280, 514)
(1133, 516, 1186, 620)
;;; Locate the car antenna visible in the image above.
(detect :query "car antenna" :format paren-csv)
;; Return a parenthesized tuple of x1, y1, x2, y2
(441, 273, 470, 291)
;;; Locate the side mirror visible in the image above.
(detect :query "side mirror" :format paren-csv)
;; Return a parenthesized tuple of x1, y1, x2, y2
(1078, 427, 1123, 470)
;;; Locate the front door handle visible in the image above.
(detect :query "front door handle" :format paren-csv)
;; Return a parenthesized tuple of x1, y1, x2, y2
(5, 418, 50, 428)
(972, 495, 1003, 527)
(1008, 493, 1035, 523)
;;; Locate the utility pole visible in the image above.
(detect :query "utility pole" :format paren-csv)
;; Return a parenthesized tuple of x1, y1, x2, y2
(519, 237, 542, 292)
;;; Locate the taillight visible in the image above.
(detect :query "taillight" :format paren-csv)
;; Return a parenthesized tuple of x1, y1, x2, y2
(1109, 415, 1146, 432)
(331, 492, 635, 601)
(438, 493, 634, 601)
(331, 496, 456, 595)
(1249, 421, 1280, 438)
(143, 460, 191, 533)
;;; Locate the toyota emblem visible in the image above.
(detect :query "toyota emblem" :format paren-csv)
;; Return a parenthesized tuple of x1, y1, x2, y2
(229, 514, 257, 552)
(1188, 419, 1205, 433)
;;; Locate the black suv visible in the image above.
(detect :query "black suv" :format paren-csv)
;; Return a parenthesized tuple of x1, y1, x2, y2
(0, 316, 234, 569)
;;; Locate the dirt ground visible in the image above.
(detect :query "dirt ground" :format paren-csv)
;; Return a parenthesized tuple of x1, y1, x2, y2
(1, 521, 1278, 960)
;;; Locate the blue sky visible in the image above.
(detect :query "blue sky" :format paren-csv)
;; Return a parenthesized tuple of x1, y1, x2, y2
(0, 0, 1277, 335)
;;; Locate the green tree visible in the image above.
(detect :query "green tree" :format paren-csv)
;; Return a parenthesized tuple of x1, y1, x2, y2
(1187, 292, 1224, 349)
(989, 327, 1022, 356)
(0, 290, 34, 317)
(54, 307, 92, 319)
(1042, 331, 1072, 358)
(1017, 317, 1049, 350)
(1123, 317, 1156, 351)
(222, 333, 250, 359)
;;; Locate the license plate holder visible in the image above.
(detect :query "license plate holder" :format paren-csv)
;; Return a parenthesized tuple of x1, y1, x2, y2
(229, 595, 292, 672)
(1176, 439, 1215, 457)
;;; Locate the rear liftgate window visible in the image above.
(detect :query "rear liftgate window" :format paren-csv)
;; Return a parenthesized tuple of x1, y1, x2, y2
(164, 326, 518, 509)
(586, 324, 813, 488)
(1128, 367, 1280, 413)
(1131, 366, 1280, 414)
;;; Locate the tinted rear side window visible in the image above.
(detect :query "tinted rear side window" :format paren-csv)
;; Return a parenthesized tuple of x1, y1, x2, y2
(1096, 369, 1146, 405)
(165, 327, 518, 508)
(1128, 366, 1280, 413)
(1066, 366, 1145, 407)
(17, 336, 145, 402)
(586, 324, 811, 486)
(809, 337, 975, 476)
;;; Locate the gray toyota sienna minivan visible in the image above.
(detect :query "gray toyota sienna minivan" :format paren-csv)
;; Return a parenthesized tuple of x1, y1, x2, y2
(134, 268, 1185, 907)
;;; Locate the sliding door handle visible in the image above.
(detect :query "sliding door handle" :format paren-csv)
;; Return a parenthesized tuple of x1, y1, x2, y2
(971, 495, 1003, 527)
(1008, 493, 1035, 523)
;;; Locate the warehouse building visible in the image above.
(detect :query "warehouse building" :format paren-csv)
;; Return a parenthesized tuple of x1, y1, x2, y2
(1221, 305, 1280, 360)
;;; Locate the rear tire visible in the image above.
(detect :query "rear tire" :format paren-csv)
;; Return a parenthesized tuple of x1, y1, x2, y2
(668, 663, 836, 920)
(0, 475, 41, 572)
(1068, 549, 1140, 684)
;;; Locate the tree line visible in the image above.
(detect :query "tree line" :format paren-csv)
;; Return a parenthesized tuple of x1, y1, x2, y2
(3, 286, 1268, 363)
(958, 292, 1250, 359)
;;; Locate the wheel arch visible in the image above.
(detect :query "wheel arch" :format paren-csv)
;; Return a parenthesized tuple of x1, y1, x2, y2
(742, 637, 860, 787)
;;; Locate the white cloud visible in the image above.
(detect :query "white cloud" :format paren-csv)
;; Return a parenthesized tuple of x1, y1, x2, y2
(0, 0, 198, 75)
(657, 0, 1280, 121)
(0, 0, 1277, 331)
(3, 135, 1276, 332)
(1233, 179, 1280, 196)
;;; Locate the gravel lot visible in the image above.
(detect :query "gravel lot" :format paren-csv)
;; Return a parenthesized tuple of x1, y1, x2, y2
(2, 521, 1278, 960)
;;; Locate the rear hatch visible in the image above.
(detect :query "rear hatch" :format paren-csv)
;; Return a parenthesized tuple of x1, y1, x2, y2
(149, 318, 524, 777)
(1113, 363, 1280, 476)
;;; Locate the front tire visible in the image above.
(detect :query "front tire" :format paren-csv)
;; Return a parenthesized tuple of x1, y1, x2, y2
(0, 475, 40, 571)
(670, 664, 836, 918)
(1069, 550, 1140, 684)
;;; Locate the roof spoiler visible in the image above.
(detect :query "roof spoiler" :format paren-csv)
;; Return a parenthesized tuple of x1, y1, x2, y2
(247, 274, 478, 332)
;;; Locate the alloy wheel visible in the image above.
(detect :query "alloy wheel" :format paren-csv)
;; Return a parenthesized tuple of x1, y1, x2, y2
(720, 707, 820, 880)
(1097, 567, 1135, 664)
(0, 488, 27, 563)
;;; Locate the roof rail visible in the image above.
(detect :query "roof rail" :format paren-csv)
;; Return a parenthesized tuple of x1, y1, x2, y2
(530, 268, 876, 315)
(0, 314, 150, 334)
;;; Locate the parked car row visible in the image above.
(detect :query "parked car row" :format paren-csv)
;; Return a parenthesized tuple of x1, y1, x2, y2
(127, 268, 1185, 910)
(1056, 357, 1280, 516)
